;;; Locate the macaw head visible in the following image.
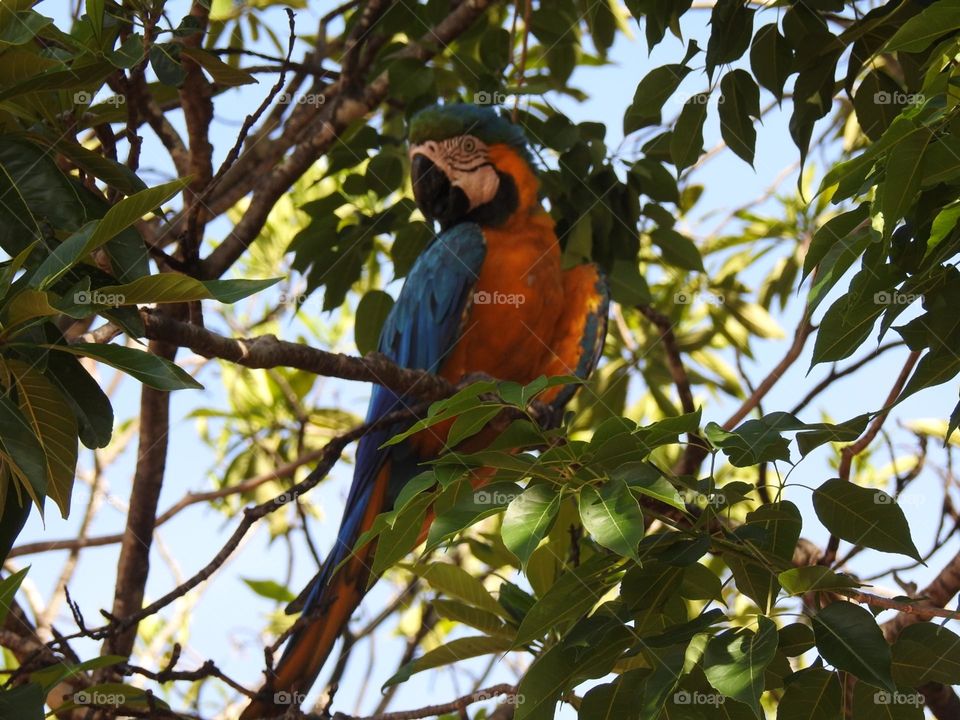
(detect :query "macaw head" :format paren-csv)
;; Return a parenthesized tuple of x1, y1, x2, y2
(408, 103, 538, 230)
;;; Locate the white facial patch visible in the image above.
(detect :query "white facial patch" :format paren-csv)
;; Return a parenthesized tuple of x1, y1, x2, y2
(409, 135, 501, 211)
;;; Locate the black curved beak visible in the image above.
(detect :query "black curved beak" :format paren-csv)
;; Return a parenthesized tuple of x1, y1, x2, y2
(411, 153, 468, 229)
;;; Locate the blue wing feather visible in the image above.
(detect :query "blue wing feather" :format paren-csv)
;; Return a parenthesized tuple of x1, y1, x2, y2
(289, 223, 486, 618)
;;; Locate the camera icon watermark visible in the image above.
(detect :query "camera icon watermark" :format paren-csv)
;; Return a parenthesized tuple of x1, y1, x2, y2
(680, 490, 726, 507)
(873, 291, 916, 305)
(277, 92, 325, 106)
(473, 689, 525, 705)
(273, 691, 307, 706)
(674, 290, 724, 306)
(74, 290, 125, 307)
(73, 690, 126, 707)
(673, 690, 725, 706)
(874, 491, 926, 507)
(273, 492, 297, 506)
(874, 691, 924, 707)
(874, 91, 923, 106)
(473, 290, 525, 307)
(474, 91, 510, 105)
(475, 489, 520, 505)
(73, 91, 125, 106)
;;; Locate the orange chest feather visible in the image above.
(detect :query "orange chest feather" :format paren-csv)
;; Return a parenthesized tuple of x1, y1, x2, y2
(439, 211, 563, 383)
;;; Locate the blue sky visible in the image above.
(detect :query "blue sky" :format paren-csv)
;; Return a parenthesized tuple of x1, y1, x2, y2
(14, 2, 957, 717)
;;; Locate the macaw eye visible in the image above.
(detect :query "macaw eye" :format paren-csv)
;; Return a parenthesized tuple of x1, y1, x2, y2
(462, 137, 477, 153)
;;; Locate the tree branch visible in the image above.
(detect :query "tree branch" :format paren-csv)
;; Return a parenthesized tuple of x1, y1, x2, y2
(330, 683, 517, 720)
(101, 338, 178, 663)
(140, 309, 455, 400)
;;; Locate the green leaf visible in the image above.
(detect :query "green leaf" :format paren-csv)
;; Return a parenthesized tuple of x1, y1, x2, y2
(750, 23, 793, 101)
(705, 0, 755, 79)
(0, 477, 30, 564)
(878, 128, 934, 237)
(43, 343, 203, 391)
(703, 616, 778, 716)
(446, 405, 502, 448)
(0, 394, 47, 506)
(31, 179, 188, 289)
(803, 203, 871, 279)
(795, 414, 871, 456)
(408, 562, 504, 616)
(891, 622, 960, 686)
(620, 561, 684, 630)
(425, 480, 514, 552)
(680, 562, 723, 601)
(853, 70, 909, 142)
(885, 0, 960, 53)
(813, 601, 895, 692)
(670, 96, 708, 173)
(39, 345, 113, 449)
(0, 567, 29, 627)
(650, 227, 704, 272)
(776, 668, 841, 720)
(381, 381, 498, 447)
(384, 635, 511, 687)
(44, 137, 145, 196)
(355, 290, 394, 356)
(388, 57, 435, 103)
(8, 360, 77, 518)
(727, 501, 802, 613)
(0, 683, 43, 720)
(109, 33, 145, 69)
(623, 65, 691, 134)
(812, 478, 921, 561)
(514, 553, 623, 646)
(502, 484, 561, 568)
(850, 681, 923, 719)
(180, 46, 257, 86)
(0, 10, 52, 45)
(30, 654, 123, 695)
(517, 616, 632, 720)
(150, 43, 186, 86)
(0, 60, 115, 102)
(373, 493, 431, 574)
(805, 217, 874, 315)
(432, 599, 510, 637)
(922, 136, 960, 187)
(777, 623, 815, 657)
(898, 346, 960, 402)
(242, 578, 295, 603)
(719, 69, 760, 166)
(579, 477, 645, 561)
(3, 289, 59, 327)
(614, 461, 686, 512)
(704, 415, 792, 467)
(579, 670, 645, 719)
(778, 566, 861, 596)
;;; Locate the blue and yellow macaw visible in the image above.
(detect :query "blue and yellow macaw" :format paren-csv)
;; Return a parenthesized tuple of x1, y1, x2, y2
(241, 103, 608, 718)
